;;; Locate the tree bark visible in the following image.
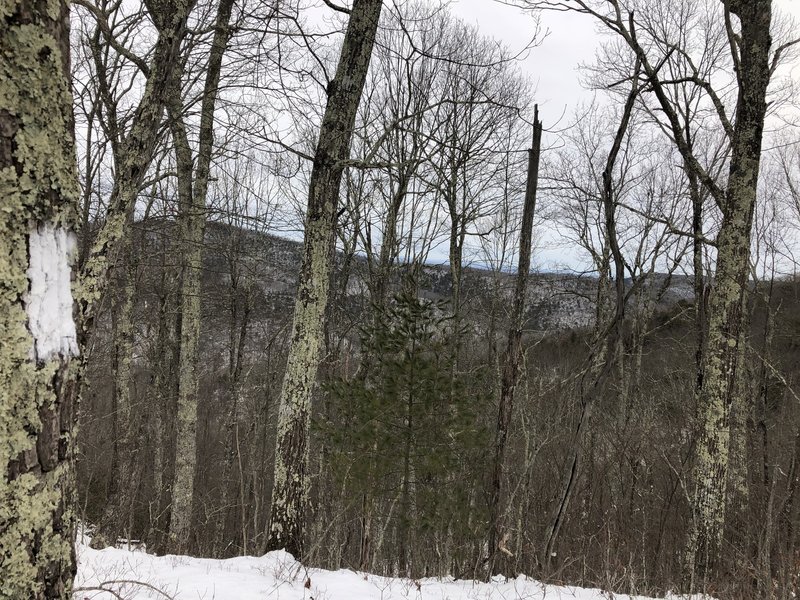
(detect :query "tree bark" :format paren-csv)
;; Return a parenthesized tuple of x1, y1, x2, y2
(72, 0, 196, 553)
(266, 0, 383, 559)
(687, 1, 772, 580)
(215, 273, 251, 556)
(0, 2, 80, 597)
(163, 0, 235, 553)
(165, 73, 199, 551)
(146, 256, 178, 549)
(91, 244, 138, 548)
(487, 108, 542, 576)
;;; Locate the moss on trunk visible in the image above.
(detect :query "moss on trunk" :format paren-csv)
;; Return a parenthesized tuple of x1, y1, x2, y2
(266, 0, 384, 559)
(0, 1, 80, 597)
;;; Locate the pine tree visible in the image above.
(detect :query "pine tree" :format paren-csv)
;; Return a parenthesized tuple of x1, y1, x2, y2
(324, 290, 486, 575)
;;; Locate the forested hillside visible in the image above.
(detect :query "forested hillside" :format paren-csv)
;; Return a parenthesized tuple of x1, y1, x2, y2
(77, 218, 800, 598)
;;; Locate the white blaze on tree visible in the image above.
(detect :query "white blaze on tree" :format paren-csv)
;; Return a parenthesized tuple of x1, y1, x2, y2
(25, 223, 79, 362)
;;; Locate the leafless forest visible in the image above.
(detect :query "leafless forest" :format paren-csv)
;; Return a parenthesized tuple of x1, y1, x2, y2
(2, 0, 800, 598)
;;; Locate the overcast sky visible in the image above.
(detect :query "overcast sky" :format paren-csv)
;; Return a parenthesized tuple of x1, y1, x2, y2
(449, 1, 600, 120)
(434, 2, 607, 270)
(449, 0, 800, 122)
(297, 0, 800, 271)
(442, 0, 800, 272)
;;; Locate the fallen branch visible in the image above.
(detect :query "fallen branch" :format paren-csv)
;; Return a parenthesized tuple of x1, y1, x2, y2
(74, 579, 176, 600)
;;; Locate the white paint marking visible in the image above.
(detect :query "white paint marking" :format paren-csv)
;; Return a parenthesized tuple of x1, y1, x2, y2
(25, 222, 79, 361)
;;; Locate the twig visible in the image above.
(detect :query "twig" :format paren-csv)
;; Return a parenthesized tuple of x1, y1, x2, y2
(74, 579, 177, 600)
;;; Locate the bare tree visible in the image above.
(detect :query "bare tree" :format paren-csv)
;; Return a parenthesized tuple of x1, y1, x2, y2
(266, 0, 384, 559)
(487, 108, 542, 576)
(75, 0, 198, 340)
(542, 60, 641, 567)
(515, 0, 790, 583)
(77, 0, 200, 550)
(164, 0, 237, 554)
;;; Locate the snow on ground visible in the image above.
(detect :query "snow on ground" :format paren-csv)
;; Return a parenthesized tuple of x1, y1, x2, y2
(75, 543, 711, 600)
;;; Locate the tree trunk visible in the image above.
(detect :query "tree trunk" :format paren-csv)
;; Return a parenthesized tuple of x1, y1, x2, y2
(92, 244, 138, 548)
(153, 289, 181, 553)
(690, 171, 707, 394)
(75, 1, 195, 552)
(164, 0, 235, 552)
(0, 2, 80, 597)
(145, 256, 176, 546)
(542, 62, 639, 566)
(215, 279, 251, 555)
(266, 0, 383, 559)
(687, 1, 772, 580)
(398, 370, 415, 577)
(167, 85, 201, 550)
(487, 108, 542, 576)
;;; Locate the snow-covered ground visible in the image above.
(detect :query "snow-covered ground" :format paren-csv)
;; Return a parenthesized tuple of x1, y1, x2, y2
(75, 542, 711, 600)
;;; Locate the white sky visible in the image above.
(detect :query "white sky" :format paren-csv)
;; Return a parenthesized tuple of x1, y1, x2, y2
(449, 0, 600, 120)
(443, 0, 800, 272)
(446, 2, 603, 270)
(449, 0, 800, 119)
(280, 1, 800, 272)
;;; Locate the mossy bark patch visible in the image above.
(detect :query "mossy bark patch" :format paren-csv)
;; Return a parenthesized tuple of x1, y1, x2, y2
(267, 0, 384, 558)
(1, 1, 80, 598)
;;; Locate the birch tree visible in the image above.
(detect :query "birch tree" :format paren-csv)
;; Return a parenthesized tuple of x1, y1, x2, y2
(0, 1, 81, 597)
(266, 0, 384, 559)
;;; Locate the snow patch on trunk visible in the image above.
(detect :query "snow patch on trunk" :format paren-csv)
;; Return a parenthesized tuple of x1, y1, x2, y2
(25, 222, 79, 361)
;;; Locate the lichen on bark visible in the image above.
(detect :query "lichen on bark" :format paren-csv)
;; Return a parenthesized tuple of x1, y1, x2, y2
(0, 1, 81, 598)
(686, 0, 773, 582)
(266, 0, 384, 559)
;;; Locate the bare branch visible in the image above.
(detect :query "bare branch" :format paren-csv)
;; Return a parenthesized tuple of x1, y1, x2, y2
(322, 0, 351, 14)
